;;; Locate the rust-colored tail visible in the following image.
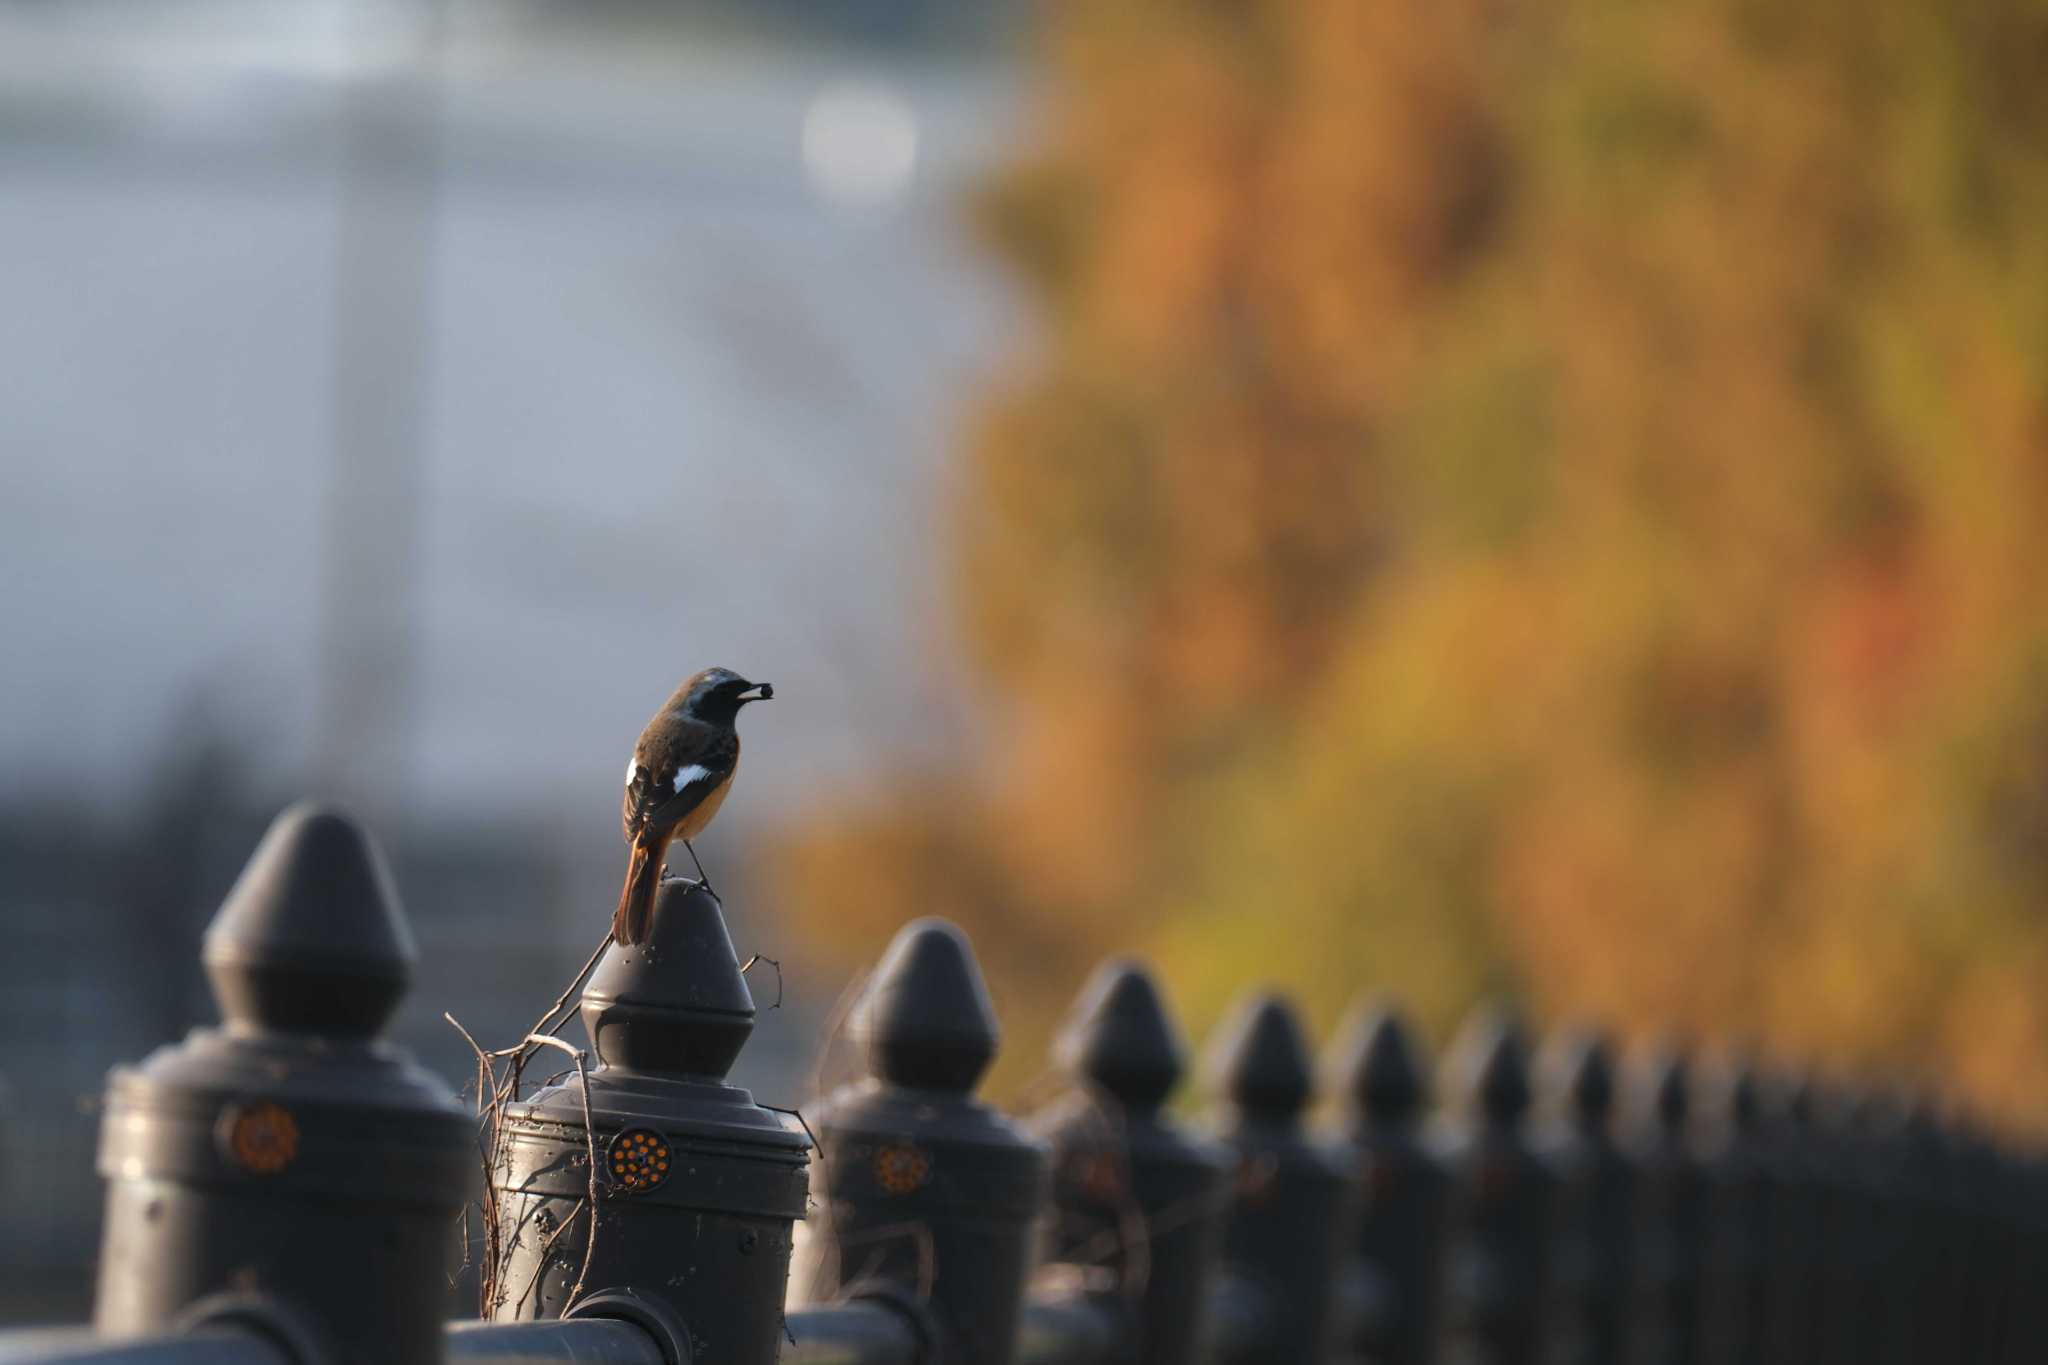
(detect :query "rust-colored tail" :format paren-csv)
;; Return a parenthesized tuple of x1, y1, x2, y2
(612, 839, 662, 946)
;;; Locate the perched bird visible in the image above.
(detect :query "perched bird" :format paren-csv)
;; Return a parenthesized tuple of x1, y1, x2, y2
(613, 667, 773, 945)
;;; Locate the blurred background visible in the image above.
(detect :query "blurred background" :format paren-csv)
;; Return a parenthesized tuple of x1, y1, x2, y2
(5, 0, 2047, 1325)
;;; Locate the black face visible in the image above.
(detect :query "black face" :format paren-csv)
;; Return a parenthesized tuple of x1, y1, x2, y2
(681, 668, 773, 726)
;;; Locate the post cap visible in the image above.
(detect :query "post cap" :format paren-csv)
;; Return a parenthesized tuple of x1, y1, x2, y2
(1328, 999, 1427, 1124)
(1541, 1027, 1615, 1127)
(201, 802, 414, 1038)
(1640, 1042, 1690, 1133)
(1204, 992, 1314, 1121)
(1053, 959, 1186, 1112)
(1772, 1068, 1816, 1129)
(1703, 1054, 1762, 1133)
(581, 877, 756, 1077)
(850, 918, 1000, 1092)
(1445, 1005, 1532, 1124)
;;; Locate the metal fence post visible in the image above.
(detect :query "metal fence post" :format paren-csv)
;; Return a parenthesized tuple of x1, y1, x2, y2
(788, 918, 1049, 1365)
(1536, 1029, 1632, 1365)
(1811, 1086, 1880, 1365)
(1430, 1006, 1552, 1365)
(1624, 1045, 1703, 1365)
(92, 803, 474, 1365)
(1693, 1058, 1768, 1365)
(1854, 1092, 1916, 1365)
(1201, 994, 1355, 1365)
(1325, 999, 1448, 1365)
(1031, 960, 1232, 1365)
(485, 878, 811, 1363)
(1758, 1072, 1823, 1365)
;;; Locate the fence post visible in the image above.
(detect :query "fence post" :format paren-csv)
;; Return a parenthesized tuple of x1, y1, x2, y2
(1624, 1045, 1704, 1365)
(1809, 1086, 1875, 1365)
(1431, 1006, 1552, 1365)
(1031, 960, 1232, 1365)
(485, 878, 811, 1362)
(1325, 999, 1448, 1365)
(1201, 994, 1355, 1365)
(788, 918, 1050, 1365)
(1536, 1029, 1633, 1365)
(1758, 1072, 1823, 1365)
(92, 803, 474, 1365)
(1693, 1057, 1769, 1365)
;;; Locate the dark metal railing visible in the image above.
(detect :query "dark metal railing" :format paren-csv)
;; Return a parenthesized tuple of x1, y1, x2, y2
(0, 801, 2040, 1365)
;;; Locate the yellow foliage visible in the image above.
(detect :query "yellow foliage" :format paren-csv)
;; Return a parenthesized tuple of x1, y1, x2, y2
(769, 0, 2048, 1129)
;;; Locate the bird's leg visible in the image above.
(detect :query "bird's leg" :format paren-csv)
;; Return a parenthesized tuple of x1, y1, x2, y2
(681, 839, 718, 901)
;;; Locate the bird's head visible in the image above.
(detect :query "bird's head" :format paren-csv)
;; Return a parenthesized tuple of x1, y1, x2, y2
(676, 667, 774, 726)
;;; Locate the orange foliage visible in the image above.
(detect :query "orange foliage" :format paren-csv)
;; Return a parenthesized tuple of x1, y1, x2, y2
(769, 0, 2048, 1129)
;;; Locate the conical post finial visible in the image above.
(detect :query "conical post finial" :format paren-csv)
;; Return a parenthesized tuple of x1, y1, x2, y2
(1773, 1068, 1816, 1129)
(1704, 1054, 1762, 1134)
(580, 877, 756, 1077)
(1053, 958, 1186, 1112)
(201, 801, 413, 1038)
(1446, 1005, 1533, 1124)
(1328, 998, 1427, 1124)
(1204, 992, 1314, 1120)
(851, 918, 1000, 1092)
(1542, 1027, 1616, 1127)
(1642, 1043, 1691, 1134)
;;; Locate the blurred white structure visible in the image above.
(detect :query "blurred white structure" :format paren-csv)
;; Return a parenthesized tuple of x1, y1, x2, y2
(0, 0, 1017, 841)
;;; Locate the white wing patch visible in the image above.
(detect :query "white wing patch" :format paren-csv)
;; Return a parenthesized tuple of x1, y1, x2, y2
(671, 763, 713, 794)
(626, 757, 640, 784)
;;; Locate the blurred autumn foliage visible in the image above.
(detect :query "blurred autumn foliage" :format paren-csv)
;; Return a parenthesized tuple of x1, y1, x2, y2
(772, 0, 2048, 1129)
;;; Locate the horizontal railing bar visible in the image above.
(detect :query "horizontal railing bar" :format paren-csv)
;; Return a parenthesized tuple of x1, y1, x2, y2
(444, 1319, 666, 1364)
(1012, 1294, 1119, 1365)
(0, 1328, 290, 1365)
(780, 1303, 923, 1365)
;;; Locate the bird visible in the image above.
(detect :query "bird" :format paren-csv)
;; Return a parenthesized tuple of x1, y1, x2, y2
(613, 667, 773, 945)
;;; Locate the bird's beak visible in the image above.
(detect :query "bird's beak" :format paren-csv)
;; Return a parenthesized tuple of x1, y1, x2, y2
(740, 683, 774, 703)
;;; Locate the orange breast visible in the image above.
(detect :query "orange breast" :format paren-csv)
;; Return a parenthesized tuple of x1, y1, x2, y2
(672, 769, 735, 841)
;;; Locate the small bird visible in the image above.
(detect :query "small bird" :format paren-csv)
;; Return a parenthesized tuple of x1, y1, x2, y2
(613, 667, 773, 945)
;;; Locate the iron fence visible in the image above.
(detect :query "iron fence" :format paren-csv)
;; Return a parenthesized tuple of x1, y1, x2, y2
(0, 801, 2037, 1365)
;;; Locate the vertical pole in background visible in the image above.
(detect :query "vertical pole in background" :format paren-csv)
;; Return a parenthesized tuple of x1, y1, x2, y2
(1032, 960, 1233, 1365)
(1430, 1007, 1552, 1365)
(1326, 1000, 1449, 1365)
(317, 0, 445, 813)
(1625, 1045, 1705, 1365)
(1201, 994, 1356, 1365)
(789, 919, 1049, 1365)
(92, 804, 473, 1364)
(1536, 1030, 1634, 1365)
